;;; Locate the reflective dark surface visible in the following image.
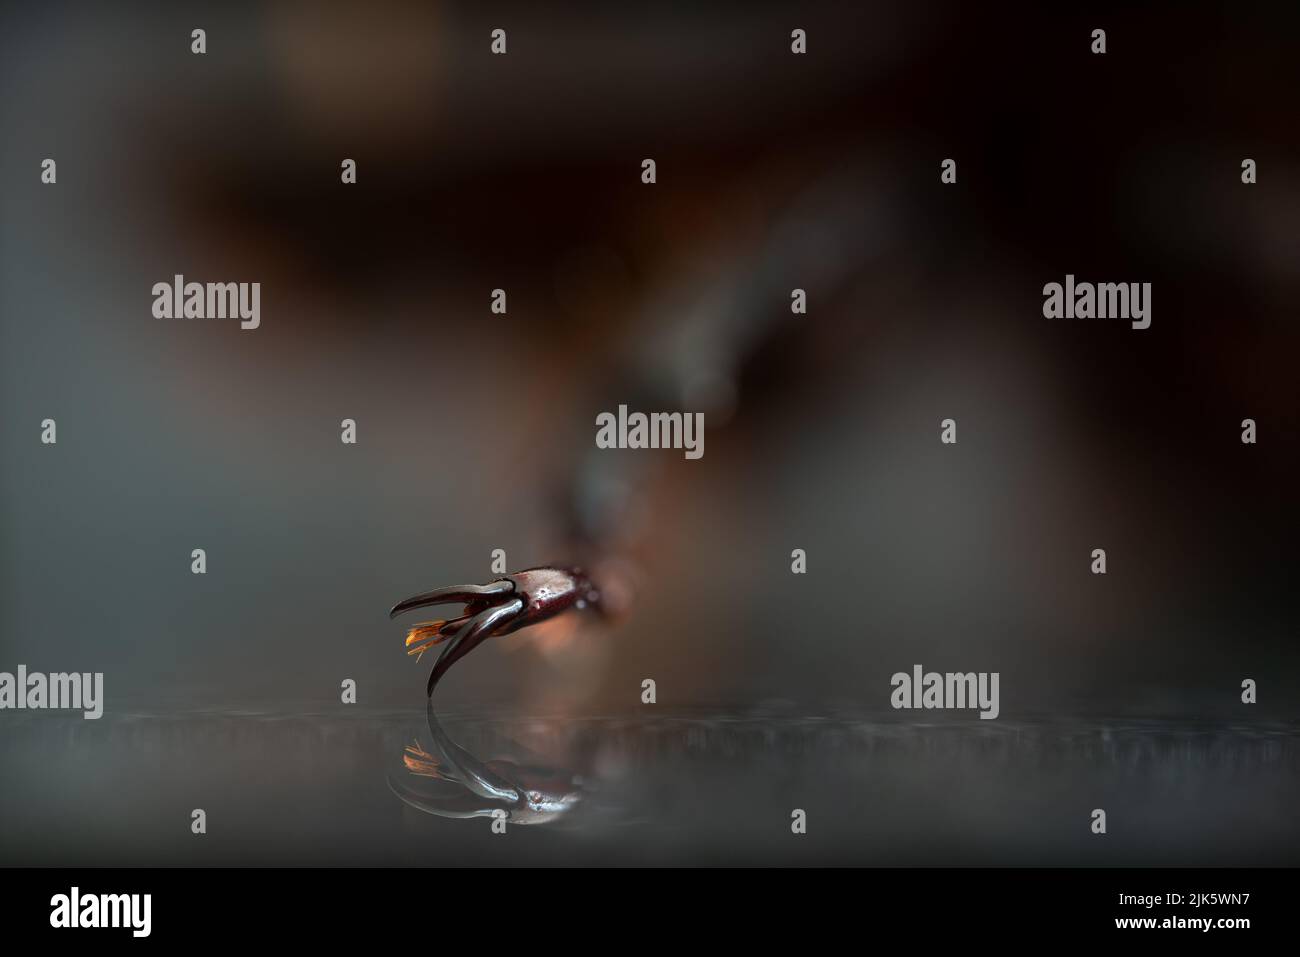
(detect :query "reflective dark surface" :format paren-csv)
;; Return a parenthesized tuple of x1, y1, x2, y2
(3, 3, 1300, 869)
(2, 710, 1296, 866)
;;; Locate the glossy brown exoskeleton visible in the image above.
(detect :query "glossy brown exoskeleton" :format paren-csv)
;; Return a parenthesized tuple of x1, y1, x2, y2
(389, 566, 602, 696)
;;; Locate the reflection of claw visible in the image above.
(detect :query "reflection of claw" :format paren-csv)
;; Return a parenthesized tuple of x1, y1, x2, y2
(390, 567, 601, 696)
(387, 702, 584, 826)
(402, 739, 449, 779)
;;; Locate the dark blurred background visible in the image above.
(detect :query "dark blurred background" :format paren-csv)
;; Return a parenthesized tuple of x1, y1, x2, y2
(1, 1, 1297, 864)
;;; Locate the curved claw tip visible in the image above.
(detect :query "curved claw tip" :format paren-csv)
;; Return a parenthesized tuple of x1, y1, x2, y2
(389, 579, 516, 620)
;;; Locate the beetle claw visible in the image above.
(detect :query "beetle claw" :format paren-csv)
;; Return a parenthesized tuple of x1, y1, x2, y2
(388, 580, 515, 619)
(391, 566, 602, 696)
(425, 599, 525, 696)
